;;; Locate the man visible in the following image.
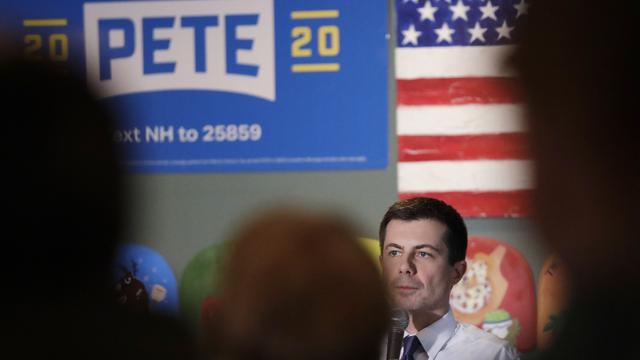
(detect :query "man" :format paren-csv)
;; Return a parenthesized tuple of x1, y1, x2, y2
(379, 197, 519, 360)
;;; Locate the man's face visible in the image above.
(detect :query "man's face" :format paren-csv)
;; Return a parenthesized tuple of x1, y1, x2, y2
(381, 219, 462, 313)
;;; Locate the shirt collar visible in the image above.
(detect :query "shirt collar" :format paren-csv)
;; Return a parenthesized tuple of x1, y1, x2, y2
(410, 309, 458, 359)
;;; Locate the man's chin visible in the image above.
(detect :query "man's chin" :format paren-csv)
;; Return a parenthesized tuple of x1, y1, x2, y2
(392, 297, 422, 311)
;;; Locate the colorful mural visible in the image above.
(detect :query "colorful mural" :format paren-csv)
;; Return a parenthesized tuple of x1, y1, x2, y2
(179, 235, 538, 353)
(450, 236, 536, 352)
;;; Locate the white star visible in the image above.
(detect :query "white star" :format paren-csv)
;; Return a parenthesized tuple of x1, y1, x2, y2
(401, 24, 422, 46)
(495, 20, 514, 40)
(449, 0, 470, 21)
(514, 1, 529, 18)
(479, 1, 499, 21)
(468, 22, 487, 43)
(418, 1, 439, 22)
(435, 22, 455, 44)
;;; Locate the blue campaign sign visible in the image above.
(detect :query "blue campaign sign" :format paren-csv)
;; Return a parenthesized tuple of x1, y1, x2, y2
(2, 0, 388, 172)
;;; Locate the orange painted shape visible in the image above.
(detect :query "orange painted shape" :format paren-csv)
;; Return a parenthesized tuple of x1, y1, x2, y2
(537, 254, 571, 349)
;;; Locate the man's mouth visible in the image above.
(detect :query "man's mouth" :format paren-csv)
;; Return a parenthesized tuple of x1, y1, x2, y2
(395, 285, 419, 292)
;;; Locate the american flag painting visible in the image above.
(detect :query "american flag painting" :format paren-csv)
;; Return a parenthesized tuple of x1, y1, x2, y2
(395, 0, 532, 217)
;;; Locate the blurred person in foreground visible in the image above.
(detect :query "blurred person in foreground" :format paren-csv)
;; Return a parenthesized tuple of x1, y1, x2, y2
(0, 49, 193, 359)
(379, 197, 519, 360)
(209, 209, 390, 360)
(514, 0, 639, 358)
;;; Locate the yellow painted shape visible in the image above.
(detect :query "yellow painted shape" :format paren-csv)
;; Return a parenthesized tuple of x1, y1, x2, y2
(23, 19, 68, 27)
(291, 63, 340, 72)
(290, 10, 339, 20)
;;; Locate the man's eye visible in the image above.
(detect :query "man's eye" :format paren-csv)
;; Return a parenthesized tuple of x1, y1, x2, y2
(388, 250, 400, 257)
(417, 251, 432, 258)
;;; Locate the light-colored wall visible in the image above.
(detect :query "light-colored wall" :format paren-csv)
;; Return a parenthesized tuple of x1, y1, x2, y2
(123, 168, 399, 281)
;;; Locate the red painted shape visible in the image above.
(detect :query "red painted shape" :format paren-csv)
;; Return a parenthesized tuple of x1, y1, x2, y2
(398, 133, 529, 161)
(201, 296, 218, 332)
(398, 191, 532, 218)
(396, 77, 523, 105)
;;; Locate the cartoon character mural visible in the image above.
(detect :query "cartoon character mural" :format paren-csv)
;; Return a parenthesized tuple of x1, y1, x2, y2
(112, 244, 178, 315)
(450, 236, 536, 352)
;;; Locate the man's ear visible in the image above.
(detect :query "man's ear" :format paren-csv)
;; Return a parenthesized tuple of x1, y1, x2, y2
(451, 260, 466, 285)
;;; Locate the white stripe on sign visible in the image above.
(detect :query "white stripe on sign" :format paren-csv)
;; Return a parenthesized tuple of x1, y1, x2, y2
(395, 45, 517, 79)
(397, 104, 527, 135)
(398, 160, 534, 192)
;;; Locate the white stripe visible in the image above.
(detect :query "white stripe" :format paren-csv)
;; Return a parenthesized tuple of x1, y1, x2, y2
(395, 45, 517, 79)
(397, 104, 526, 135)
(398, 160, 533, 192)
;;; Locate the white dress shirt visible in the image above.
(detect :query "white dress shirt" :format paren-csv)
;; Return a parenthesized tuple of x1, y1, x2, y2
(398, 310, 520, 360)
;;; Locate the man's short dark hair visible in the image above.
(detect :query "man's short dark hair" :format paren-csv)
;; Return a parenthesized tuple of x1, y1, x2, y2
(379, 197, 467, 265)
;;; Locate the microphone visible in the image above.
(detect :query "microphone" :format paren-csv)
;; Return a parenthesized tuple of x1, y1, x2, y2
(386, 308, 409, 360)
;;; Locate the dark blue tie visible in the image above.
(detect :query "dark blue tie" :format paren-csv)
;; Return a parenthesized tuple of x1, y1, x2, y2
(400, 335, 424, 360)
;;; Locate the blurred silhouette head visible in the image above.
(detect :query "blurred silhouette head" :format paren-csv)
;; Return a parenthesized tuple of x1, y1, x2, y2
(514, 0, 639, 289)
(0, 45, 194, 360)
(1, 53, 123, 302)
(212, 209, 389, 360)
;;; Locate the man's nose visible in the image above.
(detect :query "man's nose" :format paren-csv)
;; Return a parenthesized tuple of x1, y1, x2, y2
(398, 255, 416, 275)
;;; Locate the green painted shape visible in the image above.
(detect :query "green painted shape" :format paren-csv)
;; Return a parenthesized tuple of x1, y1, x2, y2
(544, 314, 563, 333)
(179, 242, 229, 329)
(485, 309, 512, 323)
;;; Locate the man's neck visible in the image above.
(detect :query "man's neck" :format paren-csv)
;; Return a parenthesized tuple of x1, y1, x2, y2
(406, 306, 449, 333)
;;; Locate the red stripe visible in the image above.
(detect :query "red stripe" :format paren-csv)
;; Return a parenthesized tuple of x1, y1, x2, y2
(396, 77, 522, 105)
(398, 134, 529, 161)
(398, 190, 533, 217)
